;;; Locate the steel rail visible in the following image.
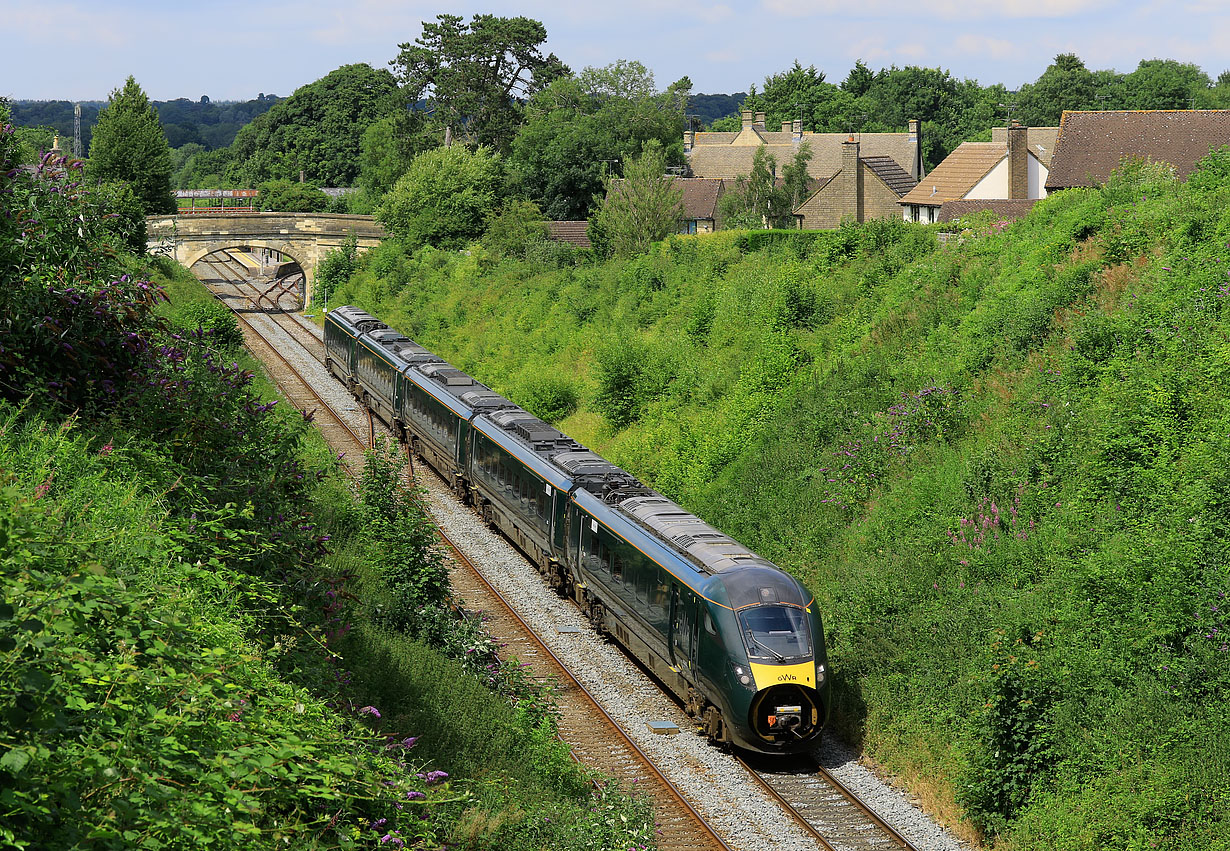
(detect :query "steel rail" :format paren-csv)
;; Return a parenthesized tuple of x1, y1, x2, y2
(816, 763, 917, 849)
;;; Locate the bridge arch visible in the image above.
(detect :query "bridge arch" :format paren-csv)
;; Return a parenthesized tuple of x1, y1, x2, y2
(146, 212, 385, 306)
(183, 240, 308, 273)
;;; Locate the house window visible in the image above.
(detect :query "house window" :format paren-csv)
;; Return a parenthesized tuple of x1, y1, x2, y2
(678, 220, 698, 235)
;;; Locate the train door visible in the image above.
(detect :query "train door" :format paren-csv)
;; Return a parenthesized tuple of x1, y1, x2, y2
(670, 586, 699, 671)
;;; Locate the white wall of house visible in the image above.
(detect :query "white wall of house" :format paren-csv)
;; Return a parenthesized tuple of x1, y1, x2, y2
(1029, 156, 1049, 199)
(965, 155, 1049, 200)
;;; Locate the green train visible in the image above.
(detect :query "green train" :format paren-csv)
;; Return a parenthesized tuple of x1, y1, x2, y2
(325, 305, 830, 753)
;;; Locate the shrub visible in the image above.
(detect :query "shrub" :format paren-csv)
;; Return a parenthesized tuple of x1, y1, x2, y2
(519, 376, 579, 423)
(176, 298, 243, 349)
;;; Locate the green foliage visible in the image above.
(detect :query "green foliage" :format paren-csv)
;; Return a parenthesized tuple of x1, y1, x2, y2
(175, 298, 243, 350)
(591, 141, 683, 258)
(482, 199, 550, 260)
(719, 145, 797, 229)
(315, 235, 360, 307)
(392, 14, 569, 152)
(228, 64, 398, 187)
(86, 76, 175, 215)
(505, 63, 689, 220)
(520, 375, 579, 423)
(377, 145, 504, 249)
(256, 178, 329, 212)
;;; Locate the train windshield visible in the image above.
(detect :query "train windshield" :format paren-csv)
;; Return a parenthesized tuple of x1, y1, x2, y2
(737, 605, 812, 661)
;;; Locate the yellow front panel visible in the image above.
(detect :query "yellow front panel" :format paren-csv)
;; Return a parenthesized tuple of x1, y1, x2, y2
(748, 660, 815, 689)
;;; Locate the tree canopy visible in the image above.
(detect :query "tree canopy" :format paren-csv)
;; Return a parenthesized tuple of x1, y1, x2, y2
(392, 14, 569, 152)
(505, 62, 689, 220)
(87, 76, 176, 216)
(227, 63, 398, 187)
(376, 144, 504, 249)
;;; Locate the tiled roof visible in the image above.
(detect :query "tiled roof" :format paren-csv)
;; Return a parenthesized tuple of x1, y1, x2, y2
(675, 178, 725, 220)
(862, 156, 917, 197)
(899, 142, 1006, 206)
(1046, 110, 1230, 190)
(991, 126, 1059, 167)
(688, 128, 918, 181)
(545, 221, 591, 248)
(937, 199, 1038, 222)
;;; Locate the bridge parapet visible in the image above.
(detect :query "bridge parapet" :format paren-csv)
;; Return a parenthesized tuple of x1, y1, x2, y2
(146, 212, 385, 305)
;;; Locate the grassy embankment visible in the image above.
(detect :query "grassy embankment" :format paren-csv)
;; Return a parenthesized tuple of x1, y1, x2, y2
(333, 155, 1230, 849)
(0, 117, 654, 851)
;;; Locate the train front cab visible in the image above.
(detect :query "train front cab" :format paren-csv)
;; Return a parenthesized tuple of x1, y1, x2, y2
(705, 568, 830, 753)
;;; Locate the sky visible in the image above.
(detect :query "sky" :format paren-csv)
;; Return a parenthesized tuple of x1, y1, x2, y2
(6, 1, 1230, 103)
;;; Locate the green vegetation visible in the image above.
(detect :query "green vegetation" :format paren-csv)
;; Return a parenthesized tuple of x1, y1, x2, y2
(0, 106, 654, 851)
(87, 76, 176, 215)
(392, 14, 569, 153)
(377, 145, 504, 250)
(590, 142, 683, 258)
(332, 154, 1230, 849)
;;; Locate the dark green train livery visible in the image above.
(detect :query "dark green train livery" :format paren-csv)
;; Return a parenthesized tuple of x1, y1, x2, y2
(325, 306, 830, 753)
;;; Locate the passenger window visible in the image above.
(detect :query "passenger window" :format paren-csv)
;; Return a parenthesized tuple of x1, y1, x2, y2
(612, 553, 624, 581)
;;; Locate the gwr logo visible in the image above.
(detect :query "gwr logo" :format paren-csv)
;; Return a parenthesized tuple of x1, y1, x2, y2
(776, 673, 799, 682)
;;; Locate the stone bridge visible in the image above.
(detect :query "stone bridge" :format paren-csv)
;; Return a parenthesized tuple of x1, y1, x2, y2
(145, 212, 385, 305)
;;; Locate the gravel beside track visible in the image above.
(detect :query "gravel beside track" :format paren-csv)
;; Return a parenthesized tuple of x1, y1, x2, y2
(193, 260, 975, 851)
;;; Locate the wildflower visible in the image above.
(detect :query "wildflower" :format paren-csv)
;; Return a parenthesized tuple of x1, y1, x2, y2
(358, 705, 382, 718)
(406, 790, 426, 800)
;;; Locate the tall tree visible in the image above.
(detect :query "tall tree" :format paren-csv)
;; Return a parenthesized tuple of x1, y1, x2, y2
(227, 64, 398, 187)
(506, 63, 689, 220)
(1125, 59, 1213, 109)
(590, 141, 682, 257)
(392, 14, 569, 152)
(717, 145, 791, 229)
(87, 76, 175, 215)
(1015, 54, 1099, 127)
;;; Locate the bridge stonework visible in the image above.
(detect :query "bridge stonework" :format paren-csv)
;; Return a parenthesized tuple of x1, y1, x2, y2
(145, 212, 385, 305)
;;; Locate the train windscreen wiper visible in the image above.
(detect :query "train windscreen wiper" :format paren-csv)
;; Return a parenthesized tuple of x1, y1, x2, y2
(745, 629, 787, 661)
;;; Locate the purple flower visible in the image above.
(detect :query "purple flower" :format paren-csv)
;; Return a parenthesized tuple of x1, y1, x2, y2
(406, 790, 426, 800)
(359, 705, 382, 718)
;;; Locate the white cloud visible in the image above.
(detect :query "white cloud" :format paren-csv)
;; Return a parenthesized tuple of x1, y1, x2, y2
(954, 33, 1020, 60)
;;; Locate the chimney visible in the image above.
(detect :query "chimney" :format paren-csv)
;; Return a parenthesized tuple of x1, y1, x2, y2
(793, 119, 803, 138)
(783, 121, 793, 133)
(908, 118, 922, 179)
(754, 111, 766, 127)
(741, 110, 754, 129)
(684, 129, 695, 152)
(841, 138, 863, 223)
(1007, 122, 1028, 200)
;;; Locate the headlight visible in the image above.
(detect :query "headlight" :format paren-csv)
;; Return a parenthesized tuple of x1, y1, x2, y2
(732, 664, 755, 689)
(816, 663, 826, 686)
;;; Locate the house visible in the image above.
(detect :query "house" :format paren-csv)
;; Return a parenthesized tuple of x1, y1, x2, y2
(898, 124, 1055, 224)
(686, 111, 923, 184)
(1046, 110, 1230, 191)
(792, 138, 918, 229)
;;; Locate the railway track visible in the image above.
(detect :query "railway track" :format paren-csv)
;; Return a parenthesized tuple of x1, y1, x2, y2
(193, 255, 733, 851)
(191, 255, 931, 851)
